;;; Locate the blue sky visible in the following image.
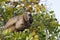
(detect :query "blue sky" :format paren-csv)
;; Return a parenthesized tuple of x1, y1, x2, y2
(49, 0, 60, 24)
(41, 0, 60, 24)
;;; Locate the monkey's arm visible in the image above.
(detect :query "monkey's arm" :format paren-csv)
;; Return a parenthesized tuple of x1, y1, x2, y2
(15, 18, 25, 30)
(4, 16, 18, 29)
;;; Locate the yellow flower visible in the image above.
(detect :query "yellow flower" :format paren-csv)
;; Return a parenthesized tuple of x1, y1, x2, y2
(34, 35, 39, 39)
(32, 30, 36, 36)
(30, 0, 40, 4)
(34, 35, 39, 40)
(34, 4, 40, 13)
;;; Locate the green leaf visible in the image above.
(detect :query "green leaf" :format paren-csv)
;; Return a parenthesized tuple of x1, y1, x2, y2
(0, 0, 7, 2)
(50, 11, 54, 14)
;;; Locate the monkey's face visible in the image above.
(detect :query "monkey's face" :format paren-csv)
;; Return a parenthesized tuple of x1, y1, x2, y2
(27, 12, 33, 24)
(27, 12, 31, 19)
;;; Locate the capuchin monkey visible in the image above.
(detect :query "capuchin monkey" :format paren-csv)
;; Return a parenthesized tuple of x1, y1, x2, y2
(3, 12, 33, 32)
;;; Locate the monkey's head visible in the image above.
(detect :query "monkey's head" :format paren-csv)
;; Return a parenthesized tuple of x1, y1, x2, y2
(23, 12, 33, 29)
(25, 12, 33, 24)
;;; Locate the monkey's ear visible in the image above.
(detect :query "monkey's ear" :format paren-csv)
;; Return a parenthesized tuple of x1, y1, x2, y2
(4, 16, 18, 29)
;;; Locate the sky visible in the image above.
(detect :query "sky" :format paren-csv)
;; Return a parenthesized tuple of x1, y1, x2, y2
(49, 0, 60, 24)
(41, 0, 60, 24)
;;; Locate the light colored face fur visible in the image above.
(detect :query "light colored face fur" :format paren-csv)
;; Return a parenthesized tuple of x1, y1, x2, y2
(26, 12, 31, 19)
(24, 12, 31, 21)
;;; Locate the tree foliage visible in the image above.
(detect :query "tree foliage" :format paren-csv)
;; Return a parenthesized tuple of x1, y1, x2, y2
(0, 0, 60, 40)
